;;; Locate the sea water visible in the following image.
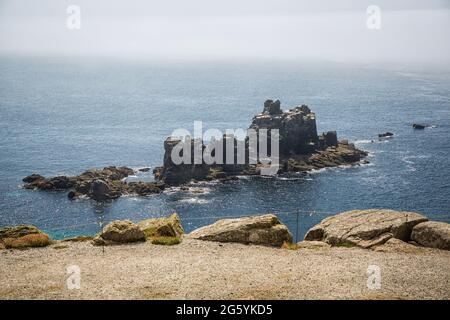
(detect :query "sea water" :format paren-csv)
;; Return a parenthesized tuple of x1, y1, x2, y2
(0, 56, 449, 240)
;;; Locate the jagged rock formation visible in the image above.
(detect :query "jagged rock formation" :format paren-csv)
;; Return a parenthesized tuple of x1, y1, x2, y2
(250, 101, 319, 155)
(188, 214, 293, 247)
(23, 166, 165, 201)
(22, 99, 369, 195)
(156, 100, 368, 185)
(153, 137, 211, 186)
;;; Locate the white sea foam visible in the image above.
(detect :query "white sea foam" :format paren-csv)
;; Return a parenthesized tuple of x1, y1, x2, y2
(187, 187, 211, 195)
(179, 198, 209, 204)
(354, 139, 373, 144)
(308, 160, 373, 175)
(309, 168, 328, 175)
(400, 155, 417, 172)
(355, 139, 389, 145)
(276, 176, 302, 181)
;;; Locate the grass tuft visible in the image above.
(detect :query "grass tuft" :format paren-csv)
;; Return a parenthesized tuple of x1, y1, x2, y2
(62, 236, 93, 242)
(3, 233, 51, 249)
(281, 241, 298, 250)
(52, 244, 69, 250)
(150, 236, 181, 246)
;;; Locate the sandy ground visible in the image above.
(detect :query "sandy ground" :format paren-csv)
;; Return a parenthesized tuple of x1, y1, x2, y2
(0, 238, 449, 300)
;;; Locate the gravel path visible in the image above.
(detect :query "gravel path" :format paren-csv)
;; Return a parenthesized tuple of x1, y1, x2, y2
(1, 239, 449, 299)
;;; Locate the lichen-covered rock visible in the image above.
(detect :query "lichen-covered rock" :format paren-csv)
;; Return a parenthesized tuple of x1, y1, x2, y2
(411, 221, 450, 250)
(138, 213, 184, 238)
(0, 225, 51, 249)
(188, 214, 292, 247)
(92, 220, 145, 246)
(304, 209, 428, 248)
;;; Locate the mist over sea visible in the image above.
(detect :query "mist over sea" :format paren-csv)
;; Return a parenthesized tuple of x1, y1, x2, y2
(0, 56, 449, 240)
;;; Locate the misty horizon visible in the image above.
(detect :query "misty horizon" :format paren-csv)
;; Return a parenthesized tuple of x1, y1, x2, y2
(1, 0, 450, 66)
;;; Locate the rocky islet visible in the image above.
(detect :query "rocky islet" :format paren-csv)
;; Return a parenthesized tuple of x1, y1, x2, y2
(22, 99, 369, 199)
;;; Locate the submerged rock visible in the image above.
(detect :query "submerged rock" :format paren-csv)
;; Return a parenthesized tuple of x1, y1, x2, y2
(304, 209, 428, 248)
(92, 220, 145, 246)
(411, 221, 450, 250)
(188, 214, 292, 247)
(0, 225, 51, 249)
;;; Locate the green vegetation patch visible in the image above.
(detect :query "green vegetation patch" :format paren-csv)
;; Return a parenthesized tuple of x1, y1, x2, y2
(150, 236, 181, 246)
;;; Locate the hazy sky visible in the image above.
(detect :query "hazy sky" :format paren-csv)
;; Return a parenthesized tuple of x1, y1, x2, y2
(1, 0, 449, 65)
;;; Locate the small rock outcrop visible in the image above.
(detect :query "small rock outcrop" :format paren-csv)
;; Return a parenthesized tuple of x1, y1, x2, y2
(138, 213, 184, 238)
(411, 221, 450, 250)
(23, 166, 165, 201)
(378, 132, 394, 138)
(92, 220, 145, 246)
(304, 209, 428, 248)
(0, 225, 51, 249)
(188, 214, 292, 247)
(90, 179, 120, 201)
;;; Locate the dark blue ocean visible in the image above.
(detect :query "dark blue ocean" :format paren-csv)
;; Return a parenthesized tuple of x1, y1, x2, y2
(1, 56, 449, 240)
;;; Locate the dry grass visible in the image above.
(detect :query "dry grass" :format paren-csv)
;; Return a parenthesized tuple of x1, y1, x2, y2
(52, 244, 69, 250)
(62, 236, 93, 242)
(281, 241, 298, 250)
(3, 234, 51, 249)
